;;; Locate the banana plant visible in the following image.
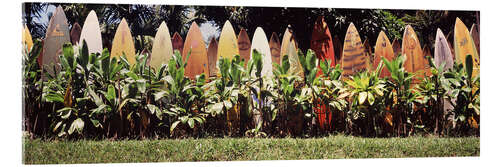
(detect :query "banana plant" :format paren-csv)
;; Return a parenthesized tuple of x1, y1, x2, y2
(318, 60, 349, 132)
(296, 49, 320, 135)
(272, 54, 302, 136)
(415, 56, 448, 135)
(382, 54, 418, 137)
(443, 54, 479, 135)
(345, 61, 386, 136)
(246, 49, 276, 135)
(154, 50, 207, 137)
(22, 39, 43, 136)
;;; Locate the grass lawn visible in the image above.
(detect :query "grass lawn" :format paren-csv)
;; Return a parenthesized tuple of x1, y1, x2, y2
(23, 135, 479, 164)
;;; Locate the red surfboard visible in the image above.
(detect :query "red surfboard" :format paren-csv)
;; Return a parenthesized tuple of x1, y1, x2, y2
(70, 22, 81, 45)
(310, 16, 336, 131)
(172, 32, 184, 54)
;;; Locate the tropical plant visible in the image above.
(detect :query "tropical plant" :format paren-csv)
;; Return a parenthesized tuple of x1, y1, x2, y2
(345, 62, 386, 136)
(22, 39, 43, 137)
(296, 49, 320, 136)
(318, 60, 349, 132)
(442, 54, 480, 136)
(382, 55, 418, 137)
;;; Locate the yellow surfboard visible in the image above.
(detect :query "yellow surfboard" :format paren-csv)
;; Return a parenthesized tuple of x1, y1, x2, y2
(79, 10, 103, 54)
(182, 22, 209, 79)
(22, 24, 33, 53)
(217, 20, 239, 60)
(111, 18, 136, 65)
(374, 31, 394, 78)
(454, 18, 479, 78)
(151, 21, 173, 70)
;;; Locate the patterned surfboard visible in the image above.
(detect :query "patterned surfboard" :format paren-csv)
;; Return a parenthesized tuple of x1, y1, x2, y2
(42, 5, 70, 76)
(402, 25, 430, 80)
(454, 18, 479, 78)
(470, 24, 480, 57)
(341, 23, 368, 77)
(311, 16, 336, 68)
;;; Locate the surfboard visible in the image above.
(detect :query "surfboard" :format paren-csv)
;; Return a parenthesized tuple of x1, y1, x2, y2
(237, 29, 251, 65)
(70, 23, 81, 45)
(280, 27, 293, 61)
(470, 24, 480, 57)
(79, 10, 103, 54)
(172, 32, 183, 54)
(363, 39, 373, 70)
(374, 31, 394, 78)
(311, 16, 335, 68)
(218, 20, 239, 61)
(454, 18, 479, 78)
(182, 22, 209, 79)
(434, 28, 454, 71)
(42, 5, 70, 76)
(250, 27, 273, 78)
(150, 21, 173, 70)
(341, 23, 368, 77)
(402, 25, 429, 80)
(207, 37, 218, 77)
(111, 18, 136, 65)
(269, 32, 281, 66)
(333, 35, 343, 67)
(22, 24, 33, 53)
(285, 37, 304, 77)
(392, 39, 401, 57)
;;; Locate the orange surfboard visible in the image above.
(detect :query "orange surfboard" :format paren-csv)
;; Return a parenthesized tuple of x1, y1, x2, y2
(333, 35, 343, 67)
(207, 37, 218, 77)
(470, 24, 480, 57)
(342, 23, 368, 77)
(70, 22, 81, 45)
(22, 24, 33, 53)
(434, 28, 454, 71)
(402, 25, 429, 80)
(172, 32, 184, 54)
(454, 18, 479, 78)
(311, 16, 335, 67)
(392, 39, 401, 57)
(374, 31, 395, 78)
(269, 32, 281, 66)
(42, 5, 70, 76)
(151, 21, 173, 70)
(237, 29, 251, 65)
(182, 22, 209, 79)
(111, 18, 136, 65)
